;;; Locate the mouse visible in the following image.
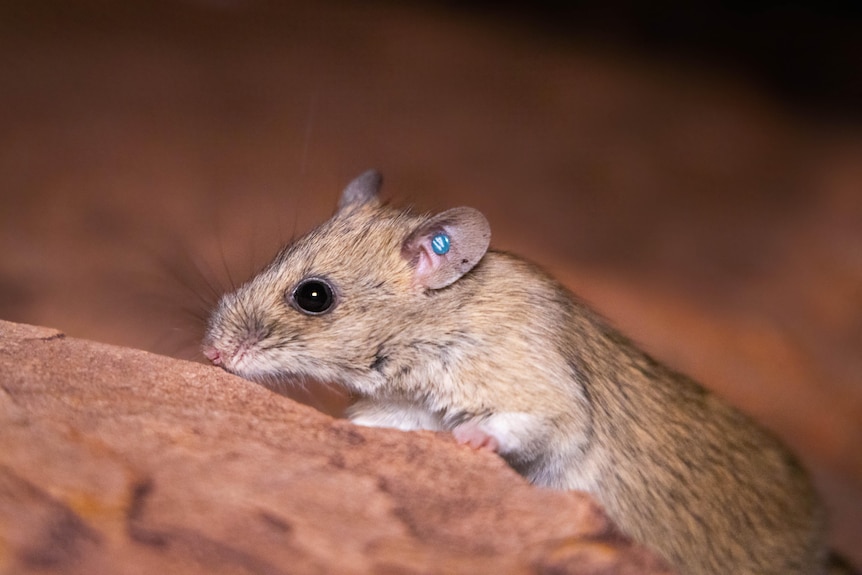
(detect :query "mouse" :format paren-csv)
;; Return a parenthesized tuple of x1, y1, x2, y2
(203, 169, 829, 575)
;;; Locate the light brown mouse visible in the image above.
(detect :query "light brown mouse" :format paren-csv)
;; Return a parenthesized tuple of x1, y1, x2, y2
(203, 170, 829, 575)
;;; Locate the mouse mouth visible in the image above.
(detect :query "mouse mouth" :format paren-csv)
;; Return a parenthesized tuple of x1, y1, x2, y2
(202, 326, 278, 378)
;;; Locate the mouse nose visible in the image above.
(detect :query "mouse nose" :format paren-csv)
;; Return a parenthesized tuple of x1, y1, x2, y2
(202, 345, 223, 366)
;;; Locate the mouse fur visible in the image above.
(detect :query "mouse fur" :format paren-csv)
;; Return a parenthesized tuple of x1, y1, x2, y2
(203, 170, 828, 575)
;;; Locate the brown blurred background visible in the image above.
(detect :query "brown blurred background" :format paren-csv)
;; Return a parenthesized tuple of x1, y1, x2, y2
(0, 0, 859, 565)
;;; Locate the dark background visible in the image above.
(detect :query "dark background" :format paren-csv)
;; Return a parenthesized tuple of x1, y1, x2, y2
(454, 1, 862, 118)
(0, 0, 859, 565)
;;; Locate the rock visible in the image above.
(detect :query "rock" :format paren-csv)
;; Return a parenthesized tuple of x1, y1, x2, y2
(0, 319, 673, 575)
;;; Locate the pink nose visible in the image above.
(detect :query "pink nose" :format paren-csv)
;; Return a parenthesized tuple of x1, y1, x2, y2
(202, 346, 222, 366)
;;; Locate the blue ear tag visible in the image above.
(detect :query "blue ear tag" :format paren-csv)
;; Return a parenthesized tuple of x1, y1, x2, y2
(431, 232, 451, 255)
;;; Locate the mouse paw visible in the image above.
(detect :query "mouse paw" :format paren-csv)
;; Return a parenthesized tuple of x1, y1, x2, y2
(452, 422, 499, 453)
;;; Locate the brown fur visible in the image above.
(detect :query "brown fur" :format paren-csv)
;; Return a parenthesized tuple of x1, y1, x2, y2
(204, 171, 827, 575)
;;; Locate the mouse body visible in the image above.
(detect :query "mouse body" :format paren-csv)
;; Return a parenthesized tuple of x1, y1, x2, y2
(203, 170, 827, 575)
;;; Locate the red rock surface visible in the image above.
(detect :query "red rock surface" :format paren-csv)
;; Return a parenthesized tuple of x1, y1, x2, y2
(0, 0, 860, 570)
(0, 319, 673, 574)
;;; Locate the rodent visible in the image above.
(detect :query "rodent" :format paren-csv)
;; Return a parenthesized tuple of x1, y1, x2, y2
(203, 169, 829, 575)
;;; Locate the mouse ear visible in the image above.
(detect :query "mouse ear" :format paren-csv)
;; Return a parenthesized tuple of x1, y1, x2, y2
(402, 207, 491, 290)
(338, 169, 382, 212)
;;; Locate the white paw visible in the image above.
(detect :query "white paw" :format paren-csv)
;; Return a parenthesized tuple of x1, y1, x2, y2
(347, 399, 444, 432)
(453, 412, 543, 455)
(453, 422, 500, 452)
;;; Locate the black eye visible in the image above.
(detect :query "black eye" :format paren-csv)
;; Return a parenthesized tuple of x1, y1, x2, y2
(290, 277, 336, 315)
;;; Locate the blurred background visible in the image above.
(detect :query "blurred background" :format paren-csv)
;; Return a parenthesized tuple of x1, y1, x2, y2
(0, 0, 859, 564)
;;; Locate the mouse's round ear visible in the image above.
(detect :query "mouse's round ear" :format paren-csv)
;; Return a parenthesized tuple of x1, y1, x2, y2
(401, 207, 491, 290)
(338, 169, 382, 212)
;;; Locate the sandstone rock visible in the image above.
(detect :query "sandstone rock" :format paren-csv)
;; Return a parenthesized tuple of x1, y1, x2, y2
(0, 319, 672, 575)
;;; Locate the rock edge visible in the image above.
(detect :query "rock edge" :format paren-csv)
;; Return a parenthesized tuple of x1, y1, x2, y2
(0, 319, 672, 575)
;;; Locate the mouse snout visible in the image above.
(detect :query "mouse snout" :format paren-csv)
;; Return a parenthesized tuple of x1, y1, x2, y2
(202, 345, 223, 366)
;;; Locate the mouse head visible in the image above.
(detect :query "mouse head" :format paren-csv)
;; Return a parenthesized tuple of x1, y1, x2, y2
(202, 170, 490, 394)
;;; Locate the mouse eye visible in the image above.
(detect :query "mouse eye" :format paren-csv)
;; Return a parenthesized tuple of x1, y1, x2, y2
(290, 277, 336, 315)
